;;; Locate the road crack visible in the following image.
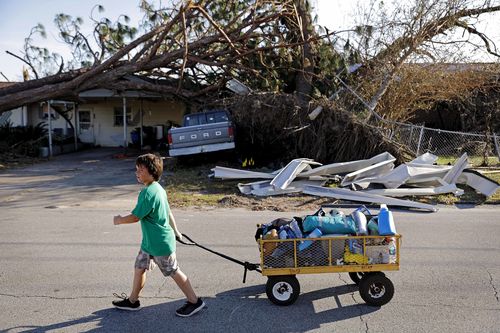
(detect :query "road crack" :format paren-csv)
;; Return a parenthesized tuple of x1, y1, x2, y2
(339, 274, 370, 333)
(486, 269, 499, 303)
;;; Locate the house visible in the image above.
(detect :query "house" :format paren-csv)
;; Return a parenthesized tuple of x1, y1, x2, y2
(0, 78, 187, 154)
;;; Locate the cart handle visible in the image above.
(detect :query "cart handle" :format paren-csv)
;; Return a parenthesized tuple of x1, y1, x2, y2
(177, 234, 261, 283)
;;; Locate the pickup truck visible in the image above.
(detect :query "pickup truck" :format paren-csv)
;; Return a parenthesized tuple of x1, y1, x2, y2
(167, 109, 235, 157)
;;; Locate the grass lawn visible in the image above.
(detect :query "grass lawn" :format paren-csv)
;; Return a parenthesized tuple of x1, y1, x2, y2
(161, 157, 500, 209)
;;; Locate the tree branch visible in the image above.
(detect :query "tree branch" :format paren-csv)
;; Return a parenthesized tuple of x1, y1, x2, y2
(5, 50, 39, 79)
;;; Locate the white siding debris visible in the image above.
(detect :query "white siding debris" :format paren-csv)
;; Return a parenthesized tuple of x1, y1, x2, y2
(211, 152, 499, 211)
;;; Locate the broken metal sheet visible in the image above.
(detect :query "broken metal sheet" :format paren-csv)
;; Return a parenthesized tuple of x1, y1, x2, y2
(300, 152, 396, 177)
(442, 153, 469, 185)
(351, 153, 467, 189)
(270, 158, 322, 190)
(362, 183, 464, 197)
(410, 152, 439, 165)
(346, 152, 463, 190)
(237, 180, 271, 195)
(457, 169, 500, 197)
(212, 166, 279, 180)
(302, 185, 438, 212)
(238, 179, 326, 196)
(340, 159, 396, 188)
(356, 164, 451, 189)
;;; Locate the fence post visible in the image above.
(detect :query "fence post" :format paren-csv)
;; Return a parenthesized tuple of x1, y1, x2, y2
(416, 125, 424, 156)
(494, 133, 500, 160)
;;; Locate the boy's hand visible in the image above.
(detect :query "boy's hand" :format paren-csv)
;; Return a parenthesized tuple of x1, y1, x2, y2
(113, 215, 122, 225)
(175, 231, 183, 241)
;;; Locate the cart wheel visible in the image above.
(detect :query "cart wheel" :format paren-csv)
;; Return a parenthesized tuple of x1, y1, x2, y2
(359, 273, 394, 306)
(348, 272, 365, 285)
(266, 275, 300, 306)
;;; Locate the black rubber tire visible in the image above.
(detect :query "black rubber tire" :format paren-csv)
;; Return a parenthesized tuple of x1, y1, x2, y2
(348, 272, 365, 285)
(266, 275, 300, 306)
(359, 273, 394, 306)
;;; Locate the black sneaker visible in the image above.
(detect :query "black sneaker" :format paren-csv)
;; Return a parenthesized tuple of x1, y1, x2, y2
(175, 298, 205, 317)
(112, 293, 141, 311)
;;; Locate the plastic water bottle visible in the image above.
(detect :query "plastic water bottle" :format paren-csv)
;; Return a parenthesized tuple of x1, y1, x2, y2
(298, 228, 322, 251)
(378, 204, 396, 235)
(289, 219, 303, 238)
(351, 209, 368, 235)
(367, 217, 379, 235)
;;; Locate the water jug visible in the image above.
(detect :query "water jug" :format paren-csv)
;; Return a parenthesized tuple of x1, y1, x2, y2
(378, 204, 396, 235)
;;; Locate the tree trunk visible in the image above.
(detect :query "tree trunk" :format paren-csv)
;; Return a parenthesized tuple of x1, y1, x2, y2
(294, 0, 315, 105)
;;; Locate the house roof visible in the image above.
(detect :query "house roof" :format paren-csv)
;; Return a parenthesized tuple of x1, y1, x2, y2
(78, 88, 162, 99)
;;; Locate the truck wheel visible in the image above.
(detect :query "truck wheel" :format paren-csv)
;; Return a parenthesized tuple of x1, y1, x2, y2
(266, 275, 300, 306)
(359, 273, 394, 306)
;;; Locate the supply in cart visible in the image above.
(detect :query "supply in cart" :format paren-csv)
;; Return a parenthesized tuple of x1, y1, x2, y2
(257, 205, 399, 267)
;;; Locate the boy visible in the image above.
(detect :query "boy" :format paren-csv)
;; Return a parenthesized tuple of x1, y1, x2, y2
(112, 153, 205, 317)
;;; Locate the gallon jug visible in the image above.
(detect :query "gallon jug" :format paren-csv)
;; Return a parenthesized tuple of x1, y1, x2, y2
(378, 204, 396, 235)
(298, 228, 322, 251)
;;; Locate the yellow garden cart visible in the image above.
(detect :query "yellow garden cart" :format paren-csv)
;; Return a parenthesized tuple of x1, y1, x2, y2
(178, 229, 400, 307)
(259, 234, 401, 306)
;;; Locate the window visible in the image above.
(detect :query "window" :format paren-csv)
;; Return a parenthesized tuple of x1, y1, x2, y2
(114, 107, 132, 126)
(206, 111, 229, 124)
(184, 115, 199, 126)
(184, 114, 207, 126)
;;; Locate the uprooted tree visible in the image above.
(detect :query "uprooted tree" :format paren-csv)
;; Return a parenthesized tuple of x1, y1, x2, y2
(1, 0, 499, 163)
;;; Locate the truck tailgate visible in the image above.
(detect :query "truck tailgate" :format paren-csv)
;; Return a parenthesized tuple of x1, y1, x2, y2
(169, 122, 233, 149)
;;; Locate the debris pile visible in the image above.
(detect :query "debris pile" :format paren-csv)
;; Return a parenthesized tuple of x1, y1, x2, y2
(211, 152, 500, 212)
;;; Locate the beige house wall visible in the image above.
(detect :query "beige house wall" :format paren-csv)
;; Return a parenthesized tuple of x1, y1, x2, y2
(26, 103, 73, 134)
(79, 98, 185, 147)
(5, 97, 185, 147)
(2, 107, 23, 126)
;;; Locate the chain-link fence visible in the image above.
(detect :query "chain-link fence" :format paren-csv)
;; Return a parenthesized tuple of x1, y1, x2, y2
(371, 115, 500, 166)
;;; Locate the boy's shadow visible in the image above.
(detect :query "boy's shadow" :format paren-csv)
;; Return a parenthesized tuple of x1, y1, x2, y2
(3, 283, 379, 333)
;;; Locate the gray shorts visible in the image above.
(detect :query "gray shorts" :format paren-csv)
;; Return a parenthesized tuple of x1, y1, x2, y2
(134, 249, 179, 277)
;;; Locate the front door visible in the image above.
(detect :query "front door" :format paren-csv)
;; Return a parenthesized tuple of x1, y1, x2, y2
(78, 109, 94, 144)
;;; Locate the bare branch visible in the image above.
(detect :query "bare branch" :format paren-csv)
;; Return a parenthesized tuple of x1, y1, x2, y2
(5, 50, 39, 79)
(455, 20, 500, 58)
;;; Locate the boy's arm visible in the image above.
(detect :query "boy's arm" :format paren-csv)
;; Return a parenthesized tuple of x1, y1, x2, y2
(114, 214, 140, 225)
(168, 209, 183, 240)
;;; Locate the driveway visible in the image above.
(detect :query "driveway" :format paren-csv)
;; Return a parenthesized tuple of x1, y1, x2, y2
(0, 148, 140, 210)
(1, 148, 499, 332)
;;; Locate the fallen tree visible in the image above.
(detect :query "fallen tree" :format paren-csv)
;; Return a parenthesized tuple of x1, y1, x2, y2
(1, 0, 499, 163)
(224, 92, 413, 165)
(0, 1, 315, 111)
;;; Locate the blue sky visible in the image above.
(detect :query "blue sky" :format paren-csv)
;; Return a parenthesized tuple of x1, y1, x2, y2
(0, 0, 144, 81)
(0, 0, 498, 82)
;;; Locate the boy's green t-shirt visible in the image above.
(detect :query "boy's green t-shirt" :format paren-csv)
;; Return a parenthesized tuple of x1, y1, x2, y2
(132, 181, 175, 256)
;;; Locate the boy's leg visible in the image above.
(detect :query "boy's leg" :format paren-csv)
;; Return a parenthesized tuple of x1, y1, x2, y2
(130, 267, 147, 303)
(171, 269, 197, 304)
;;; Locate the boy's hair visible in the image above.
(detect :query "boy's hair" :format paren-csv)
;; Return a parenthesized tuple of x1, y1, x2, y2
(136, 153, 163, 181)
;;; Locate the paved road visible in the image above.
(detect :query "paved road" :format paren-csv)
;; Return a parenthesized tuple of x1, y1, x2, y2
(1, 149, 499, 332)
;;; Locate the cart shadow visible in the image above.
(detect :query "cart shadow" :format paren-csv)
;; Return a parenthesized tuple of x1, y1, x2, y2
(213, 283, 380, 331)
(1, 283, 378, 333)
